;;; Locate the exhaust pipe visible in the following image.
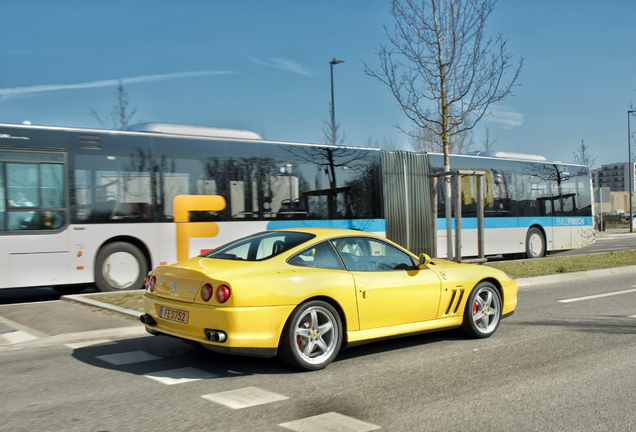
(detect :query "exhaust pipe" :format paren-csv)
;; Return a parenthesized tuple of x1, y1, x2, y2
(140, 314, 157, 326)
(205, 329, 227, 343)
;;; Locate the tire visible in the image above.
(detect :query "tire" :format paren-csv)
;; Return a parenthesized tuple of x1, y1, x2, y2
(461, 282, 502, 338)
(525, 227, 545, 259)
(279, 301, 343, 371)
(94, 242, 148, 292)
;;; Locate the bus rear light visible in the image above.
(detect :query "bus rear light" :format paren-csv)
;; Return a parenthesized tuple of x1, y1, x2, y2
(201, 284, 213, 302)
(217, 285, 231, 303)
(77, 266, 84, 270)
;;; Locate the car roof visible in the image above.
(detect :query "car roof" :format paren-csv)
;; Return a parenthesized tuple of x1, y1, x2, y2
(270, 228, 406, 249)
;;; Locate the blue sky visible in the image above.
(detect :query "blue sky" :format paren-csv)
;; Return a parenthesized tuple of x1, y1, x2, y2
(1, 0, 635, 168)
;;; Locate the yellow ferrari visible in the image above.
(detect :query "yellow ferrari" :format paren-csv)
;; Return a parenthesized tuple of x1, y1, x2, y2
(141, 228, 517, 370)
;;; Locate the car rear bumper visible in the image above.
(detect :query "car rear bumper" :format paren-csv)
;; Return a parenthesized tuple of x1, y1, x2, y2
(142, 293, 294, 352)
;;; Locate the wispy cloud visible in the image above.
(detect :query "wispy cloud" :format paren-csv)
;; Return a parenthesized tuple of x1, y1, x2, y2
(0, 70, 236, 100)
(485, 105, 524, 129)
(250, 57, 313, 76)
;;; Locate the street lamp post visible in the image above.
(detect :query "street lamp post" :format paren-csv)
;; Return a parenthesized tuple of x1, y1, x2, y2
(329, 58, 344, 145)
(629, 110, 635, 232)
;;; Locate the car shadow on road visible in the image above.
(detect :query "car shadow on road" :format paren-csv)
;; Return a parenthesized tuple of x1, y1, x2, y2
(334, 328, 469, 364)
(70, 328, 474, 377)
(70, 334, 291, 379)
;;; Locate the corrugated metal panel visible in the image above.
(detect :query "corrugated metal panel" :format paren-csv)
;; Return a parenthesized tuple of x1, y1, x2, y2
(381, 151, 434, 255)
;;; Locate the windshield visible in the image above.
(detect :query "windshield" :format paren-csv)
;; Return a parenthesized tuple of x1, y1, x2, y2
(202, 231, 316, 261)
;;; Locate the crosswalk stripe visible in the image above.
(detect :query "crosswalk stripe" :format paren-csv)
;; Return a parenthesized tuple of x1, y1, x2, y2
(143, 367, 218, 385)
(0, 330, 39, 344)
(201, 387, 289, 409)
(96, 350, 161, 365)
(279, 412, 381, 431)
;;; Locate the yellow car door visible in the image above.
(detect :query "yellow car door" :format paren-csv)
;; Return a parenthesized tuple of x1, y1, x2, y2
(331, 236, 442, 331)
(352, 268, 442, 330)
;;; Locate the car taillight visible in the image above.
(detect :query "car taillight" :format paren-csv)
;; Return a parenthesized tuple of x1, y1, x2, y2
(149, 276, 156, 292)
(144, 276, 149, 290)
(201, 283, 213, 302)
(217, 285, 231, 303)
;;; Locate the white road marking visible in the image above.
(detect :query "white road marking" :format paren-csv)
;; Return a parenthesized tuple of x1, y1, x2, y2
(96, 350, 161, 365)
(65, 339, 116, 349)
(279, 412, 381, 431)
(0, 330, 39, 344)
(143, 367, 217, 385)
(559, 288, 636, 303)
(201, 386, 289, 409)
(0, 314, 48, 338)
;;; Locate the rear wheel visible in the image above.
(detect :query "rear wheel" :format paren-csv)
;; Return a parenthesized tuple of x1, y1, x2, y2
(461, 282, 502, 338)
(94, 242, 148, 292)
(279, 301, 342, 371)
(525, 227, 545, 258)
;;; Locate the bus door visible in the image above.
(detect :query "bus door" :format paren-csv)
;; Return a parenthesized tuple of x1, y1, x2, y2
(0, 149, 69, 288)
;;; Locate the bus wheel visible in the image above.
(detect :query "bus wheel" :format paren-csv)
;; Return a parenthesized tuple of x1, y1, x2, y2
(95, 242, 148, 292)
(525, 228, 545, 259)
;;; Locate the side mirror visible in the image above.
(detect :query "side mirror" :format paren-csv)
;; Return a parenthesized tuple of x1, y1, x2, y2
(417, 253, 431, 269)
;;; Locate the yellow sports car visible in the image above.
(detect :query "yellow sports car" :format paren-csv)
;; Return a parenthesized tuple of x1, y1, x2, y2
(141, 228, 517, 370)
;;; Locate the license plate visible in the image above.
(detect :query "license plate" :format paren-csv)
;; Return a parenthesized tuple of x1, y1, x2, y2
(160, 306, 189, 324)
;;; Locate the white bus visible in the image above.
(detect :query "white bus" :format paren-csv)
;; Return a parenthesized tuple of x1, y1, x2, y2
(0, 122, 594, 292)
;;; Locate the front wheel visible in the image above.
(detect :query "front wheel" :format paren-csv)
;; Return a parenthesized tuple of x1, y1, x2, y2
(461, 282, 502, 338)
(279, 301, 342, 371)
(94, 242, 148, 292)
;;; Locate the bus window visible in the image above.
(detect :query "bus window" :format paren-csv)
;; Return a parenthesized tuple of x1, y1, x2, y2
(72, 133, 153, 223)
(2, 157, 66, 231)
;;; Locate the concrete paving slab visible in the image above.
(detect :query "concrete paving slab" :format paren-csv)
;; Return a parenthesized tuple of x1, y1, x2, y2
(0, 299, 140, 337)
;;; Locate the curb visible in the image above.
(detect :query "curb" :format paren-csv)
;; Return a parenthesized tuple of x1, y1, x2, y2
(61, 291, 144, 319)
(515, 265, 636, 288)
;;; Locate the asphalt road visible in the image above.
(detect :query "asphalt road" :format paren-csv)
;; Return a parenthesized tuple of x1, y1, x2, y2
(1, 273, 635, 431)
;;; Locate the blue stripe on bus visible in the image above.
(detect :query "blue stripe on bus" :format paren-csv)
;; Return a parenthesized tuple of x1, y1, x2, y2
(266, 219, 386, 232)
(436, 216, 594, 230)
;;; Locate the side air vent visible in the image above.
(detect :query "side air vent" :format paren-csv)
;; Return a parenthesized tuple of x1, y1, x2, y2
(444, 289, 465, 316)
(79, 134, 103, 150)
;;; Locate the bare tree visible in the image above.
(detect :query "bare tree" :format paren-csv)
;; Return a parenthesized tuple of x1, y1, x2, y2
(365, 135, 401, 150)
(365, 0, 523, 258)
(409, 124, 474, 153)
(90, 79, 138, 129)
(571, 139, 596, 168)
(321, 107, 348, 147)
(481, 125, 497, 151)
(365, 0, 522, 169)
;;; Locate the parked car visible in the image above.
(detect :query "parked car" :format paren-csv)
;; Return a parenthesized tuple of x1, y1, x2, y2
(140, 228, 518, 370)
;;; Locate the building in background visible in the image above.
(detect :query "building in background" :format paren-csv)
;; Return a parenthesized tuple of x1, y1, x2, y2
(592, 162, 636, 192)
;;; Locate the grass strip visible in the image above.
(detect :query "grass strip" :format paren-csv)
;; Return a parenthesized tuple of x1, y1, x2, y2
(90, 291, 145, 313)
(485, 250, 636, 279)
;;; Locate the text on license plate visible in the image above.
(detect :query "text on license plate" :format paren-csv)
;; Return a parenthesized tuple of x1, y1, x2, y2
(160, 306, 189, 324)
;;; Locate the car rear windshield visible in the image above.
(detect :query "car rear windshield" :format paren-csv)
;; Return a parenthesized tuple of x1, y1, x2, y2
(201, 231, 316, 261)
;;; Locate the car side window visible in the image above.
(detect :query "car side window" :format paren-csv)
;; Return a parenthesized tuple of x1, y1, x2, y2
(288, 241, 344, 270)
(331, 237, 415, 271)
